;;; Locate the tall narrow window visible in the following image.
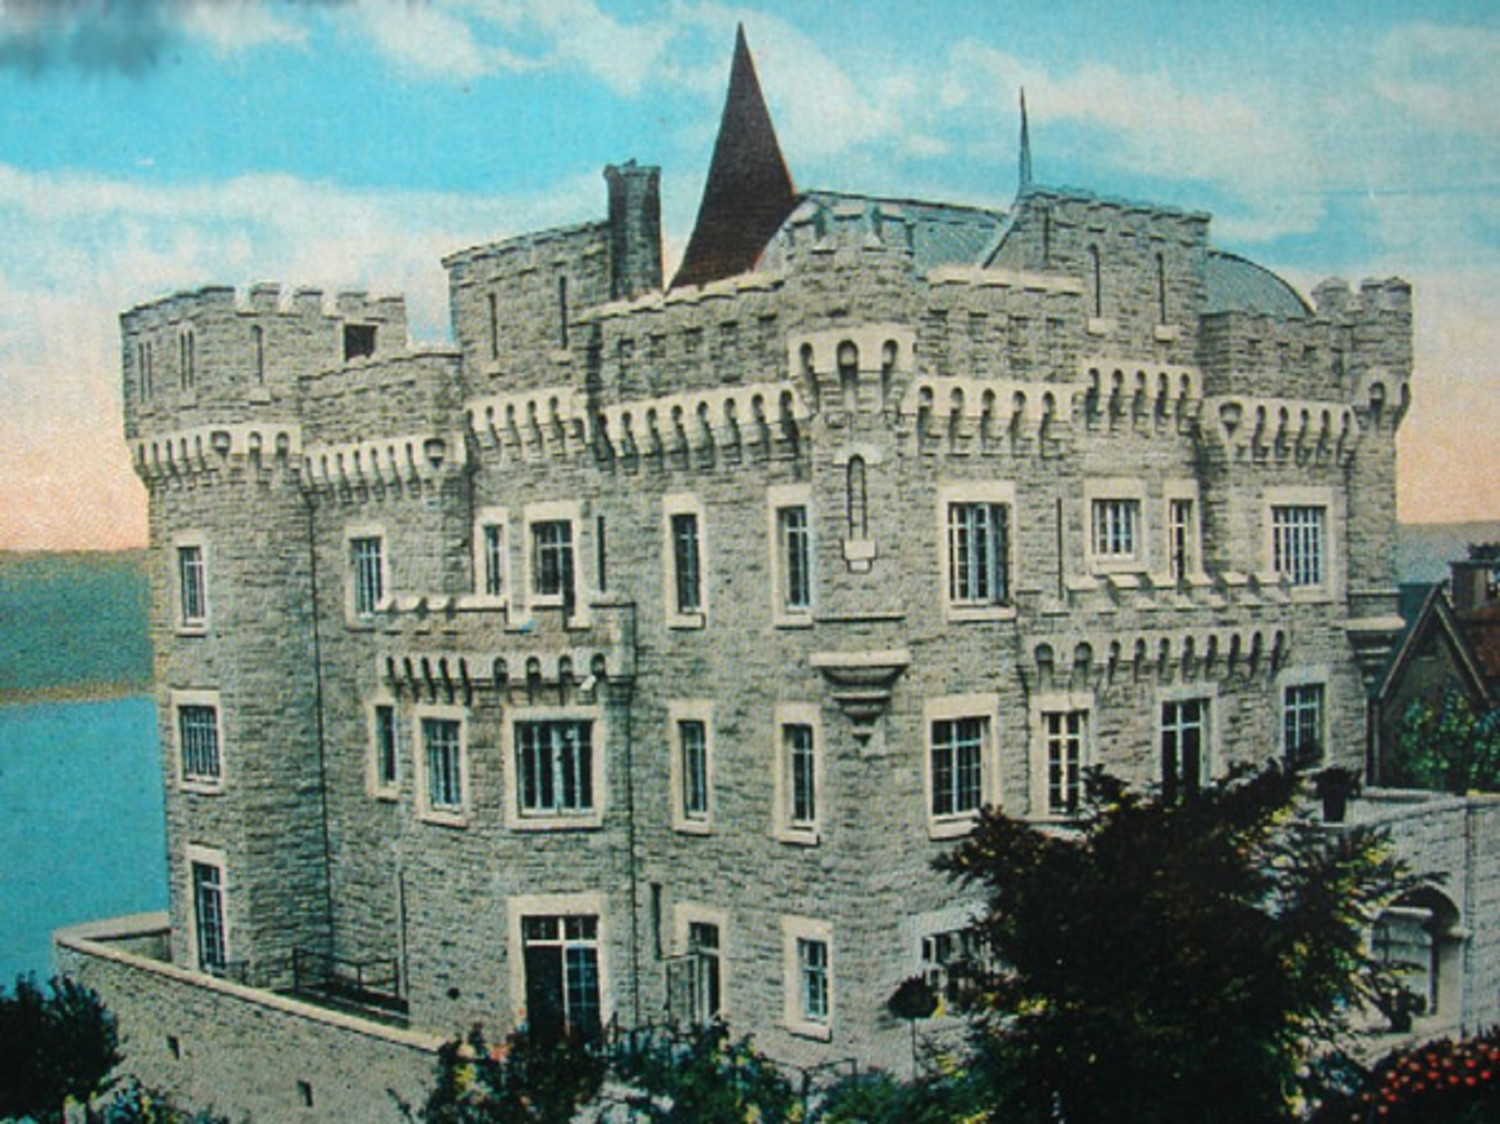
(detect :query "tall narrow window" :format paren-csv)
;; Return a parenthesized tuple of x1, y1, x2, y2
(483, 523, 505, 597)
(422, 717, 464, 813)
(1168, 498, 1194, 582)
(947, 502, 1010, 606)
(191, 860, 227, 973)
(1272, 505, 1326, 587)
(252, 325, 265, 383)
(350, 536, 384, 617)
(798, 937, 829, 1024)
(522, 915, 600, 1040)
(845, 457, 868, 539)
(374, 704, 399, 791)
(1089, 244, 1102, 318)
(687, 921, 722, 1023)
(179, 704, 221, 785)
(532, 520, 575, 610)
(1156, 252, 1168, 324)
(1283, 683, 1325, 769)
(1161, 698, 1208, 803)
(785, 723, 817, 831)
(670, 512, 702, 614)
(679, 719, 709, 823)
(177, 544, 207, 628)
(1043, 710, 1086, 817)
(931, 716, 985, 818)
(487, 292, 499, 360)
(557, 276, 569, 349)
(779, 505, 811, 612)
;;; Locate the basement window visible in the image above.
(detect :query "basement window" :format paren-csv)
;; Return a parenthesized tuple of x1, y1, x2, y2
(343, 324, 377, 361)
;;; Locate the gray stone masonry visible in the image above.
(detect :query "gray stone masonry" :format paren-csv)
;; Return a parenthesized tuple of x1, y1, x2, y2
(80, 130, 1499, 1121)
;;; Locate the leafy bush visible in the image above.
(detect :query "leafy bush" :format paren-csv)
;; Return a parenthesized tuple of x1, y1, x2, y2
(1390, 690, 1500, 793)
(1310, 1028, 1499, 1122)
(0, 973, 120, 1124)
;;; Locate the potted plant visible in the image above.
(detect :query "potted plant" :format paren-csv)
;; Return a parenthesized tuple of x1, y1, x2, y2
(1313, 765, 1361, 823)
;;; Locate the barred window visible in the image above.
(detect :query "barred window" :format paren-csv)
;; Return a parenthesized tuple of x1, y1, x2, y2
(931, 717, 986, 817)
(1044, 710, 1086, 816)
(1272, 505, 1325, 587)
(178, 545, 207, 626)
(947, 502, 1010, 605)
(1091, 498, 1139, 560)
(179, 705, 220, 784)
(350, 536, 384, 617)
(517, 720, 594, 816)
(423, 717, 463, 811)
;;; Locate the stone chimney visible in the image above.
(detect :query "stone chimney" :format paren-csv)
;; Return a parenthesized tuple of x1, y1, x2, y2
(605, 160, 663, 301)
(1451, 546, 1499, 614)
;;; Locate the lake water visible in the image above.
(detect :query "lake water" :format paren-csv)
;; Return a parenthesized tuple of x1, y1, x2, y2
(0, 696, 167, 983)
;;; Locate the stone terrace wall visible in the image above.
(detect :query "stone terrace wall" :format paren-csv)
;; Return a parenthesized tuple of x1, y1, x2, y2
(57, 915, 440, 1124)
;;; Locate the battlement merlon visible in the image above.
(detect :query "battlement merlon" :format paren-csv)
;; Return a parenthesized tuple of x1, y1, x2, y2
(121, 283, 414, 442)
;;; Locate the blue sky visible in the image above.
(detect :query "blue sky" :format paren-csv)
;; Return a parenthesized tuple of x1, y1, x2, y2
(1, 0, 1495, 548)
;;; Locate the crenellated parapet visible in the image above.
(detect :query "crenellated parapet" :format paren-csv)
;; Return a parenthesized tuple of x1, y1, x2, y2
(299, 349, 464, 446)
(122, 283, 410, 441)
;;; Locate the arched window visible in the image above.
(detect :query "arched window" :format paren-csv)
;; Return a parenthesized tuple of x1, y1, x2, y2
(1373, 888, 1462, 1028)
(846, 455, 868, 539)
(837, 341, 859, 405)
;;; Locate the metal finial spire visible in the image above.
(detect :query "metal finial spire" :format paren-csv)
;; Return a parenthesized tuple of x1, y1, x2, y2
(1019, 88, 1033, 189)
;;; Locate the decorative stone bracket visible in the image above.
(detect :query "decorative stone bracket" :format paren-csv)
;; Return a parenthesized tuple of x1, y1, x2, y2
(809, 648, 911, 739)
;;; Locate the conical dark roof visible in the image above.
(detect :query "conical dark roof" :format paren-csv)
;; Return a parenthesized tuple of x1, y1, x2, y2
(671, 27, 797, 289)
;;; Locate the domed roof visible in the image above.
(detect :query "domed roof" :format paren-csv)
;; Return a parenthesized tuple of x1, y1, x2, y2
(1204, 251, 1310, 319)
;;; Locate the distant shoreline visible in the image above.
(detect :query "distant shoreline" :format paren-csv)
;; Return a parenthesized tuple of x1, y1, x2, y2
(0, 681, 152, 709)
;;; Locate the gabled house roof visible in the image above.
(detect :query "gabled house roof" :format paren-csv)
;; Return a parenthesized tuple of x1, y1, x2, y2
(1375, 583, 1497, 709)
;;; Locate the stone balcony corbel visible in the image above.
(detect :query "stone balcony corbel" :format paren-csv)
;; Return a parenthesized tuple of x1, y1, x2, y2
(809, 648, 911, 740)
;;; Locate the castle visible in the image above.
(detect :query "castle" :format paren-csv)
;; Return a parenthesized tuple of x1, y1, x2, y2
(58, 31, 1499, 1122)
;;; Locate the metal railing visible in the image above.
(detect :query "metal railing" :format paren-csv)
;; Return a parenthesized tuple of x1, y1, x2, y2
(289, 948, 407, 1021)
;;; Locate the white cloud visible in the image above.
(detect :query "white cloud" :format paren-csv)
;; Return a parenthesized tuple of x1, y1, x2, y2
(0, 161, 603, 549)
(1373, 22, 1500, 138)
(179, 0, 308, 55)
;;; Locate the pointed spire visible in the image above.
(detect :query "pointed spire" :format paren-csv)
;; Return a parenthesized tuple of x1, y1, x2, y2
(671, 25, 798, 290)
(1018, 88, 1033, 190)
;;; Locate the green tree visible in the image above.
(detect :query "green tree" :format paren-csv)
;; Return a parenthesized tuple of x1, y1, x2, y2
(935, 767, 1413, 1124)
(1391, 689, 1500, 794)
(606, 1021, 799, 1124)
(0, 974, 121, 1124)
(406, 1025, 604, 1124)
(97, 1082, 233, 1124)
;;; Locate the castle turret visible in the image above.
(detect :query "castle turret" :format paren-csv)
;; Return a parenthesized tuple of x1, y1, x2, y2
(605, 160, 663, 301)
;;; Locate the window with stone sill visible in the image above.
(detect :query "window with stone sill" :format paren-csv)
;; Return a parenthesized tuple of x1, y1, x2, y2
(420, 715, 465, 819)
(190, 855, 228, 975)
(1282, 682, 1326, 770)
(349, 534, 385, 619)
(1271, 505, 1326, 588)
(176, 542, 207, 631)
(517, 719, 594, 818)
(177, 700, 222, 790)
(371, 703, 399, 794)
(782, 916, 833, 1039)
(1160, 697, 1210, 804)
(1091, 498, 1140, 563)
(946, 502, 1011, 608)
